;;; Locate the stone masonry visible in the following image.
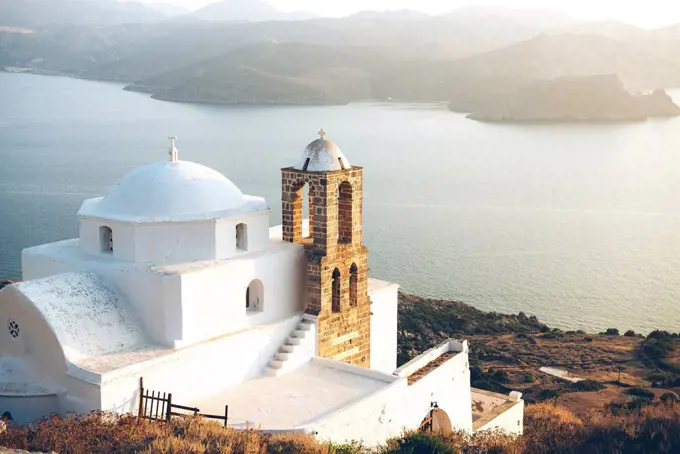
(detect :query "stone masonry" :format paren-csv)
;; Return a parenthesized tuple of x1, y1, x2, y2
(281, 166, 371, 368)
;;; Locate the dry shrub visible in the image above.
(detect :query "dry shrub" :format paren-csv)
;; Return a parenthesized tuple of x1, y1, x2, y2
(1, 403, 680, 453)
(380, 429, 522, 454)
(523, 402, 583, 453)
(523, 400, 680, 454)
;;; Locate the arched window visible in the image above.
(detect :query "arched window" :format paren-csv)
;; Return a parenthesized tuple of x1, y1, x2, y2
(100, 226, 113, 253)
(246, 279, 264, 313)
(236, 223, 248, 251)
(332, 268, 341, 313)
(349, 263, 358, 308)
(338, 181, 353, 244)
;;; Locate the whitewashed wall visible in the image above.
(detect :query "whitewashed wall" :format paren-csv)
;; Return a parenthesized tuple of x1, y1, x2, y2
(368, 280, 399, 374)
(99, 315, 302, 414)
(177, 245, 305, 346)
(398, 341, 473, 433)
(22, 245, 178, 346)
(475, 398, 524, 435)
(79, 210, 270, 265)
(307, 359, 408, 447)
(0, 286, 99, 424)
(215, 212, 270, 258)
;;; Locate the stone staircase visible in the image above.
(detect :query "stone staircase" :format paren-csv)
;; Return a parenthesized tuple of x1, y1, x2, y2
(265, 318, 316, 376)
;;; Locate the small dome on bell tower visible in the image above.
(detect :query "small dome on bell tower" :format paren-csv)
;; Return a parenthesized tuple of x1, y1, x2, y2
(294, 129, 351, 172)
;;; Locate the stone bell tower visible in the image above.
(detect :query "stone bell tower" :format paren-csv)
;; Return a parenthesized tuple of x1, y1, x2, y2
(281, 129, 370, 367)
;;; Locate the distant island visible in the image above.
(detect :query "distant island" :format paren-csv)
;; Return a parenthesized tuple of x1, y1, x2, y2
(459, 75, 680, 122)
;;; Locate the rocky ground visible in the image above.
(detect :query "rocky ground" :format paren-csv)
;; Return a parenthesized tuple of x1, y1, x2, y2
(398, 293, 680, 414)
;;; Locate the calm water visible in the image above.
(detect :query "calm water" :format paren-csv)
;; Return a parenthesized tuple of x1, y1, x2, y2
(2, 72, 680, 334)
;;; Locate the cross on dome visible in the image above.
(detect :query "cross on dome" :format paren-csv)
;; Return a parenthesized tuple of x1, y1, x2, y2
(318, 129, 327, 140)
(168, 136, 179, 162)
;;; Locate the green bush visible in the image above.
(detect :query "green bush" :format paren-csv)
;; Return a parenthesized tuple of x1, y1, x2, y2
(624, 330, 638, 337)
(647, 372, 669, 382)
(601, 328, 620, 336)
(537, 389, 559, 401)
(572, 379, 605, 392)
(492, 370, 510, 383)
(625, 388, 655, 399)
(382, 431, 456, 454)
(524, 373, 536, 383)
(661, 392, 679, 404)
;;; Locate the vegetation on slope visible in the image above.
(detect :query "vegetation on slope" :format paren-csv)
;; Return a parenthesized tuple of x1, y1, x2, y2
(2, 400, 680, 453)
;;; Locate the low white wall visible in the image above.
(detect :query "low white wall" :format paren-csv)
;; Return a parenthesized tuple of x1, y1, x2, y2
(98, 315, 301, 415)
(0, 394, 58, 425)
(369, 280, 399, 374)
(308, 358, 407, 447)
(399, 341, 473, 433)
(475, 399, 524, 435)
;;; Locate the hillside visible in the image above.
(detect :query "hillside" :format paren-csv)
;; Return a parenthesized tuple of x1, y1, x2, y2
(0, 8, 575, 82)
(448, 33, 680, 91)
(462, 74, 680, 122)
(0, 0, 165, 29)
(123, 42, 390, 104)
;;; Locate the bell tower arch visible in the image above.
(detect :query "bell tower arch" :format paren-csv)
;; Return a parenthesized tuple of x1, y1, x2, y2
(281, 130, 370, 367)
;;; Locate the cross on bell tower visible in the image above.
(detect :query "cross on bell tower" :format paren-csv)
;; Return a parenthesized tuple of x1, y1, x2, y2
(281, 130, 370, 367)
(168, 136, 179, 162)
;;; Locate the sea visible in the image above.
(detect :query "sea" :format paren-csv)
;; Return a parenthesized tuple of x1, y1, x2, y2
(2, 71, 680, 334)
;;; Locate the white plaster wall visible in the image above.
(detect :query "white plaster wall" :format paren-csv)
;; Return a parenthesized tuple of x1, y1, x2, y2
(177, 245, 305, 345)
(21, 247, 178, 346)
(400, 348, 473, 433)
(79, 219, 136, 262)
(0, 394, 59, 425)
(0, 286, 99, 424)
(99, 315, 301, 415)
(0, 287, 67, 386)
(131, 222, 216, 263)
(80, 211, 270, 265)
(311, 379, 409, 447)
(476, 401, 524, 435)
(215, 212, 270, 257)
(369, 282, 399, 374)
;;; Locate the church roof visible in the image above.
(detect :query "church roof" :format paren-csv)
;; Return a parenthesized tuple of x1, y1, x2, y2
(294, 130, 351, 172)
(78, 160, 266, 223)
(12, 272, 149, 367)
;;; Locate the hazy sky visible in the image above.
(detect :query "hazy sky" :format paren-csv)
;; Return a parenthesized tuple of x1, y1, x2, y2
(145, 0, 680, 28)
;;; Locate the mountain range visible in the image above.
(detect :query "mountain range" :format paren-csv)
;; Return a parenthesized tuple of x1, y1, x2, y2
(3, 1, 680, 117)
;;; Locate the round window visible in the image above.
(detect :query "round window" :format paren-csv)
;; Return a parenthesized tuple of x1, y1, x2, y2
(8, 320, 19, 339)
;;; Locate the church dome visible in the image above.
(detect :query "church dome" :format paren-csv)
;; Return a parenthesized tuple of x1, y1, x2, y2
(294, 130, 351, 172)
(79, 160, 247, 222)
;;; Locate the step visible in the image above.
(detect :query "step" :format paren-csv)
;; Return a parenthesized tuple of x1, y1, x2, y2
(298, 322, 313, 331)
(286, 337, 301, 346)
(264, 366, 280, 377)
(270, 359, 284, 369)
(275, 352, 291, 361)
(280, 344, 296, 353)
(292, 330, 306, 338)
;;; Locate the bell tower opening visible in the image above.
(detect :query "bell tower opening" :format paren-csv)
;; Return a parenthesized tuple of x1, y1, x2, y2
(349, 263, 358, 307)
(281, 129, 370, 368)
(332, 268, 341, 313)
(338, 181, 353, 244)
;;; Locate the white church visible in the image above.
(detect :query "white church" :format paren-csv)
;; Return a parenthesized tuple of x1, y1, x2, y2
(0, 132, 523, 445)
